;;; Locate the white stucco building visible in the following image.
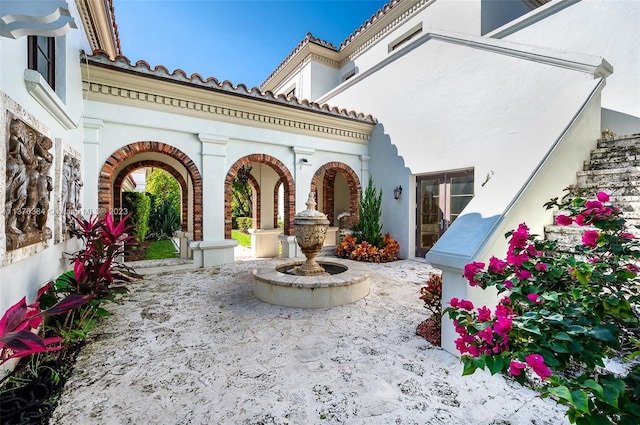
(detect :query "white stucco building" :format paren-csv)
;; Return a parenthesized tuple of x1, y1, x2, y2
(1, 0, 638, 356)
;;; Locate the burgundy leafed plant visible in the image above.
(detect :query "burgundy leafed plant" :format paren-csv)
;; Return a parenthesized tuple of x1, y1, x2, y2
(0, 286, 90, 365)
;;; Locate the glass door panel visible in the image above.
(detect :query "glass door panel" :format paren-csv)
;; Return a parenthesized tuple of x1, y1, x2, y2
(417, 177, 442, 255)
(416, 170, 474, 257)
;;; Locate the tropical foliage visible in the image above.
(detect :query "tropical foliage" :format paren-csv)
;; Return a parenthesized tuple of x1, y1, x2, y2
(146, 169, 181, 239)
(446, 191, 640, 424)
(336, 233, 399, 262)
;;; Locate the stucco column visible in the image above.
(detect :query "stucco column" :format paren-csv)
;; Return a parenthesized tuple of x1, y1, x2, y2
(360, 155, 370, 185)
(199, 133, 228, 239)
(82, 117, 103, 213)
(192, 133, 237, 267)
(292, 146, 315, 210)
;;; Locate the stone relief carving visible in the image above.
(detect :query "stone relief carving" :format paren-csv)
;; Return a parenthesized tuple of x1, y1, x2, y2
(5, 118, 53, 250)
(60, 152, 82, 234)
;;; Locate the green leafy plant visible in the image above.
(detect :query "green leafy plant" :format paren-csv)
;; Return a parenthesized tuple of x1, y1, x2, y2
(445, 191, 640, 424)
(420, 274, 443, 320)
(122, 191, 151, 242)
(149, 198, 180, 239)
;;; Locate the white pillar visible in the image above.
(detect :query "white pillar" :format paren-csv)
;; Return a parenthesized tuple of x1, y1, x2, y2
(82, 117, 103, 213)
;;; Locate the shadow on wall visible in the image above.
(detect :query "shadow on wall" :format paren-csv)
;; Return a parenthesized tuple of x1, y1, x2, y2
(368, 124, 412, 259)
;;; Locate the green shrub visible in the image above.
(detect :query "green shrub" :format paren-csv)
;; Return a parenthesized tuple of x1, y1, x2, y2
(353, 176, 383, 247)
(122, 191, 151, 242)
(236, 217, 253, 232)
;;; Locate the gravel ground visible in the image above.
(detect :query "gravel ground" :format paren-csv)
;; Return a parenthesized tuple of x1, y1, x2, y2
(50, 258, 569, 425)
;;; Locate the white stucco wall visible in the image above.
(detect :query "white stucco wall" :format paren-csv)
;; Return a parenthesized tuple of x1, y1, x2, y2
(320, 30, 607, 260)
(491, 0, 640, 133)
(0, 1, 91, 316)
(82, 98, 369, 244)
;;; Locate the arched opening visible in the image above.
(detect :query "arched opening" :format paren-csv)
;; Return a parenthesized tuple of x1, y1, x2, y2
(311, 162, 361, 229)
(224, 154, 294, 239)
(98, 142, 202, 242)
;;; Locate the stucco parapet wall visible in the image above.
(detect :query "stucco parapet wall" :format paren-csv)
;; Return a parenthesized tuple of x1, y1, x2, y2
(82, 51, 375, 143)
(0, 0, 77, 39)
(487, 0, 580, 39)
(425, 31, 613, 79)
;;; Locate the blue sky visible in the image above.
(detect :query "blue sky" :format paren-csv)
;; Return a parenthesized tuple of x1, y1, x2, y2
(112, 0, 389, 89)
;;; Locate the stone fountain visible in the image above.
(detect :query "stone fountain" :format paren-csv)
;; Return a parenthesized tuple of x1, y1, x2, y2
(252, 192, 370, 308)
(291, 193, 329, 276)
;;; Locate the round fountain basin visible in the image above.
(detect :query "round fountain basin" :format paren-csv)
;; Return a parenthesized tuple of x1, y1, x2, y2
(252, 258, 370, 308)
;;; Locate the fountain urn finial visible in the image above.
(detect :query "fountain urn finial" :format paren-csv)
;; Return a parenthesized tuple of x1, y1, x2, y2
(293, 192, 330, 276)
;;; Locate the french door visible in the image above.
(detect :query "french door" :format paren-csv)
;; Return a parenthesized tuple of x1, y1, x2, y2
(416, 169, 474, 257)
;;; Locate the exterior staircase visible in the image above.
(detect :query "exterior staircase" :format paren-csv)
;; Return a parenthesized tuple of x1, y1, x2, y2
(544, 133, 640, 252)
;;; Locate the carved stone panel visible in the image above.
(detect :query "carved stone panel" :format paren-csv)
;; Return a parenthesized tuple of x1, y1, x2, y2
(5, 115, 53, 250)
(54, 142, 82, 242)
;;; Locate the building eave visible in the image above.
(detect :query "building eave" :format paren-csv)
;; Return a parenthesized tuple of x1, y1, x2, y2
(75, 0, 121, 59)
(82, 52, 376, 143)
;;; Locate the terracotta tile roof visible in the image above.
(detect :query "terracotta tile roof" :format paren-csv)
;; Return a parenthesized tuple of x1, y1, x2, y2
(260, 32, 339, 91)
(260, 0, 400, 89)
(339, 0, 402, 49)
(84, 50, 377, 124)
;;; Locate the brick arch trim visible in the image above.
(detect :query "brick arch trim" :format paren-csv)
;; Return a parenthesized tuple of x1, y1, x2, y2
(225, 154, 294, 238)
(99, 142, 203, 241)
(112, 160, 188, 232)
(310, 162, 361, 227)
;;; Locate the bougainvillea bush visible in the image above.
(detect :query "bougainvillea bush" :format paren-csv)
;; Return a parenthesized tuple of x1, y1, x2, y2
(445, 191, 640, 424)
(336, 232, 400, 262)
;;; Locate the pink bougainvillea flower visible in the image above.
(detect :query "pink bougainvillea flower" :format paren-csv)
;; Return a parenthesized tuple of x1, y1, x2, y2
(488, 257, 508, 274)
(459, 299, 475, 311)
(526, 245, 542, 257)
(582, 230, 600, 248)
(506, 252, 529, 268)
(525, 354, 552, 379)
(621, 232, 635, 240)
(467, 345, 481, 357)
(555, 214, 573, 226)
(477, 306, 492, 322)
(574, 214, 587, 226)
(477, 326, 494, 344)
(463, 262, 486, 286)
(515, 269, 532, 280)
(596, 192, 610, 202)
(627, 264, 640, 273)
(535, 262, 548, 272)
(509, 224, 530, 250)
(449, 298, 459, 308)
(527, 293, 541, 304)
(509, 361, 527, 376)
(585, 200, 603, 209)
(502, 280, 514, 289)
(494, 314, 513, 336)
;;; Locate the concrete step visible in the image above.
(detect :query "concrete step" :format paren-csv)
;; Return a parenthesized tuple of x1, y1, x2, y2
(576, 167, 640, 184)
(584, 154, 640, 171)
(574, 179, 640, 196)
(596, 133, 640, 149)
